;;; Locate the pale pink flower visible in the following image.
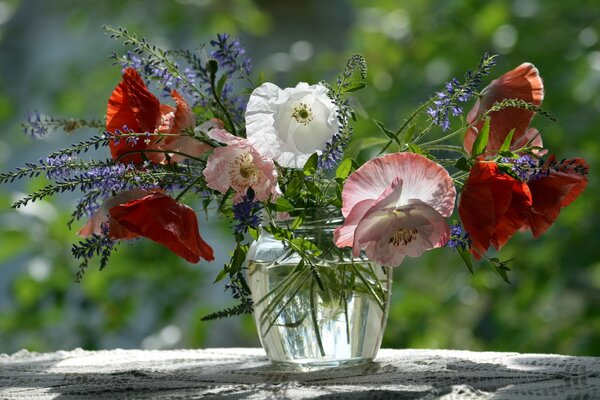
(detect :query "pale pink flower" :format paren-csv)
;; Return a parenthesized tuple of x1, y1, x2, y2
(203, 129, 280, 202)
(334, 153, 456, 266)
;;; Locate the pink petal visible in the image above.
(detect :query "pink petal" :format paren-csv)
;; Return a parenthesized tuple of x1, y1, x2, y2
(203, 138, 279, 202)
(333, 198, 376, 248)
(342, 153, 455, 218)
(353, 199, 450, 266)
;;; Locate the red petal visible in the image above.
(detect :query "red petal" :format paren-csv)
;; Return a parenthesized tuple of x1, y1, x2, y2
(459, 162, 532, 258)
(107, 68, 161, 164)
(526, 156, 588, 237)
(169, 90, 195, 133)
(465, 63, 544, 155)
(78, 189, 151, 240)
(109, 192, 214, 263)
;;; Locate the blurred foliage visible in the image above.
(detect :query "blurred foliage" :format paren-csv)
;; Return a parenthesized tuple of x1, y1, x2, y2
(0, 0, 598, 355)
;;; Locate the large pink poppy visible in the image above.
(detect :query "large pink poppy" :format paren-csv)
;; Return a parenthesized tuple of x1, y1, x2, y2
(203, 129, 280, 202)
(334, 153, 456, 266)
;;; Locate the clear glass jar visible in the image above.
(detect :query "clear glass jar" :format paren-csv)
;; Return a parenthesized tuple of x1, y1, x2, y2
(246, 207, 392, 369)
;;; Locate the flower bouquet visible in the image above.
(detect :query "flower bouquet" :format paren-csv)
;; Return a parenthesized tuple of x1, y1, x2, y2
(3, 26, 588, 367)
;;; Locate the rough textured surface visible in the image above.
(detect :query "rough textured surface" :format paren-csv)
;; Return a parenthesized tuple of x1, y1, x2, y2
(0, 348, 598, 399)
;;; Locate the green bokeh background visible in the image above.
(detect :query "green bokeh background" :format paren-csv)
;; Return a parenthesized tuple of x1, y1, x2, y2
(0, 0, 598, 355)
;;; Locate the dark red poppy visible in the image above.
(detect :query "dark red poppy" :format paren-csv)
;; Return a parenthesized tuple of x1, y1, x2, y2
(106, 68, 199, 164)
(464, 63, 544, 156)
(525, 156, 589, 238)
(459, 161, 532, 258)
(108, 191, 214, 263)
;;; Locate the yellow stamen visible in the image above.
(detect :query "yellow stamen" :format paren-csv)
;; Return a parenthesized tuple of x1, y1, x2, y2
(389, 228, 418, 247)
(291, 102, 314, 125)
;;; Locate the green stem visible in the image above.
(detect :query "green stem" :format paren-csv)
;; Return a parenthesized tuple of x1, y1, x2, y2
(378, 98, 435, 155)
(175, 176, 204, 201)
(310, 278, 326, 357)
(350, 264, 385, 313)
(421, 144, 468, 156)
(116, 149, 206, 164)
(209, 73, 238, 136)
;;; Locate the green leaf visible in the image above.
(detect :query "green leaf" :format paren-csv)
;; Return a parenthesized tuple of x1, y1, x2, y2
(471, 118, 490, 157)
(499, 128, 515, 153)
(303, 153, 319, 176)
(213, 268, 228, 283)
(291, 238, 321, 253)
(274, 198, 295, 212)
(285, 176, 303, 198)
(454, 157, 471, 172)
(402, 124, 416, 144)
(407, 143, 422, 154)
(291, 216, 304, 230)
(248, 227, 259, 240)
(335, 158, 353, 180)
(216, 74, 228, 98)
(374, 120, 401, 145)
(304, 180, 322, 196)
(343, 82, 366, 93)
(457, 247, 474, 274)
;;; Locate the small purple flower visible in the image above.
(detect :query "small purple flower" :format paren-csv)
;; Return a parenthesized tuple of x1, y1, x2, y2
(232, 194, 261, 233)
(45, 155, 77, 180)
(428, 53, 497, 131)
(501, 154, 540, 182)
(210, 33, 253, 76)
(446, 222, 471, 250)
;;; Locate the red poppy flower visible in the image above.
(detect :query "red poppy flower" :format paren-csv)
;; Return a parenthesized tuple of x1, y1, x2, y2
(109, 191, 214, 263)
(106, 68, 207, 164)
(79, 189, 214, 263)
(459, 161, 532, 258)
(525, 156, 589, 238)
(464, 63, 544, 156)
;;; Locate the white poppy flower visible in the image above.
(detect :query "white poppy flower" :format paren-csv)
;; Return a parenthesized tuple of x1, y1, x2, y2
(245, 82, 339, 168)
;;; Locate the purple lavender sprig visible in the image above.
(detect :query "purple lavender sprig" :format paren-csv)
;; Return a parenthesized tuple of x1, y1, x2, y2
(72, 222, 117, 282)
(210, 33, 253, 77)
(23, 111, 104, 138)
(428, 52, 498, 131)
(232, 192, 261, 233)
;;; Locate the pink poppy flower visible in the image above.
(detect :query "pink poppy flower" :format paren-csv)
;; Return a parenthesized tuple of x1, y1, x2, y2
(464, 63, 545, 156)
(334, 153, 456, 266)
(203, 129, 280, 202)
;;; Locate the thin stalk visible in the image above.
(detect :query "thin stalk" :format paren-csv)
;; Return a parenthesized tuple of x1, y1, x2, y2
(350, 264, 385, 313)
(310, 278, 326, 357)
(378, 98, 435, 155)
(209, 73, 238, 136)
(261, 272, 312, 336)
(421, 144, 468, 156)
(175, 176, 204, 201)
(116, 149, 206, 164)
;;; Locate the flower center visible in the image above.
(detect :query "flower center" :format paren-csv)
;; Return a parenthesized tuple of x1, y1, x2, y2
(389, 228, 418, 247)
(229, 151, 260, 188)
(291, 102, 314, 126)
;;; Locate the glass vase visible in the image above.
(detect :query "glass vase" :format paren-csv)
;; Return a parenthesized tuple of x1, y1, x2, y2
(246, 207, 392, 369)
